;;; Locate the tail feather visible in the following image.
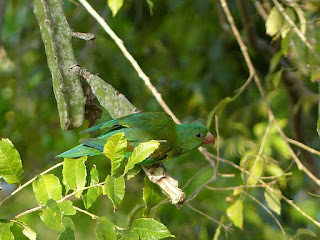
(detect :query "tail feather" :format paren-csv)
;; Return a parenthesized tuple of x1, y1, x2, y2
(57, 144, 102, 158)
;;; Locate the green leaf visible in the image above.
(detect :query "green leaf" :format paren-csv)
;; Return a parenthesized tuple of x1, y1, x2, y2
(58, 200, 76, 216)
(124, 140, 160, 175)
(281, 7, 296, 38)
(58, 217, 75, 240)
(96, 217, 117, 240)
(264, 185, 281, 215)
(104, 132, 127, 176)
(13, 221, 37, 240)
(226, 199, 243, 229)
(293, 228, 318, 240)
(63, 156, 87, 197)
(40, 199, 62, 231)
(108, 0, 124, 17)
(293, 5, 306, 35)
(240, 152, 264, 185)
(119, 228, 139, 240)
(281, 30, 292, 56)
(265, 163, 286, 187)
(32, 174, 62, 204)
(143, 176, 162, 216)
(266, 6, 283, 36)
(272, 69, 283, 88)
(0, 221, 14, 240)
(131, 218, 174, 240)
(103, 175, 125, 211)
(0, 138, 24, 184)
(127, 165, 142, 180)
(83, 165, 100, 209)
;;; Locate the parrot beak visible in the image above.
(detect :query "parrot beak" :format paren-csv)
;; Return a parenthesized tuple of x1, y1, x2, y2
(202, 132, 215, 146)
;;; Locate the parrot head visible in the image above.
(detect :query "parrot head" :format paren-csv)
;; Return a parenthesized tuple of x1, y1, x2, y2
(176, 123, 215, 154)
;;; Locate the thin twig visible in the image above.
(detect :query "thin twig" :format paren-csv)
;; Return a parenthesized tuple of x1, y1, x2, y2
(253, 0, 268, 21)
(286, 137, 320, 156)
(0, 162, 64, 206)
(186, 203, 231, 231)
(209, 153, 320, 228)
(271, 0, 320, 59)
(219, 0, 320, 187)
(73, 206, 98, 219)
(77, 0, 180, 124)
(239, 189, 286, 234)
(214, 115, 220, 177)
(13, 206, 43, 220)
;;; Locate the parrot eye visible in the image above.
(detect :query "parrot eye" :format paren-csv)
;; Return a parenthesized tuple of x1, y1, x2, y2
(195, 133, 202, 138)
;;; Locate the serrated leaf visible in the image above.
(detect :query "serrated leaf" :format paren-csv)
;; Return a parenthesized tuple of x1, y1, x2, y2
(103, 175, 125, 211)
(83, 166, 100, 209)
(266, 7, 284, 36)
(108, 0, 124, 17)
(58, 217, 75, 240)
(226, 199, 243, 229)
(63, 156, 87, 198)
(127, 165, 142, 180)
(96, 217, 117, 240)
(104, 132, 127, 176)
(143, 176, 162, 216)
(40, 199, 62, 231)
(265, 185, 281, 215)
(58, 200, 76, 216)
(0, 221, 14, 240)
(0, 138, 24, 184)
(32, 174, 62, 204)
(281, 7, 296, 38)
(132, 218, 174, 240)
(119, 228, 139, 240)
(124, 140, 159, 175)
(13, 220, 37, 240)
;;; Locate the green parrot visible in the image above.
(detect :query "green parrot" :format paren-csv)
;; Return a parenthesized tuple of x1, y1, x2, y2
(57, 112, 215, 165)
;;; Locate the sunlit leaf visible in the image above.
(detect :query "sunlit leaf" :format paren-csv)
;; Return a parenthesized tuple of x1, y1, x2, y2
(104, 132, 127, 176)
(293, 5, 306, 35)
(266, 7, 283, 36)
(14, 220, 37, 240)
(143, 176, 163, 216)
(83, 165, 100, 209)
(32, 174, 62, 204)
(58, 217, 75, 240)
(63, 156, 87, 197)
(265, 185, 281, 215)
(265, 163, 286, 187)
(281, 7, 296, 38)
(40, 199, 62, 231)
(124, 140, 159, 175)
(119, 228, 139, 240)
(127, 165, 142, 180)
(0, 138, 24, 184)
(240, 152, 264, 185)
(96, 217, 116, 240)
(281, 30, 292, 55)
(108, 0, 124, 17)
(58, 200, 76, 216)
(0, 221, 14, 240)
(226, 199, 243, 229)
(103, 175, 125, 211)
(131, 218, 174, 240)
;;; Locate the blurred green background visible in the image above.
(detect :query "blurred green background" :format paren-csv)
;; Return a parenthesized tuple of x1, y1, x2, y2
(0, 0, 319, 239)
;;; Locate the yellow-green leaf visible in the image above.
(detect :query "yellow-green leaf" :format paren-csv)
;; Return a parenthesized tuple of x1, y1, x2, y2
(124, 140, 159, 175)
(266, 7, 284, 36)
(40, 199, 62, 231)
(0, 221, 14, 240)
(226, 199, 243, 229)
(132, 218, 174, 240)
(264, 185, 281, 215)
(0, 138, 24, 184)
(62, 156, 87, 198)
(108, 0, 124, 17)
(32, 174, 62, 204)
(103, 175, 125, 211)
(96, 217, 116, 240)
(281, 7, 296, 38)
(83, 165, 100, 209)
(58, 217, 75, 240)
(142, 176, 163, 216)
(104, 132, 127, 176)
